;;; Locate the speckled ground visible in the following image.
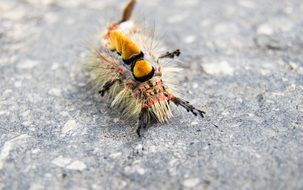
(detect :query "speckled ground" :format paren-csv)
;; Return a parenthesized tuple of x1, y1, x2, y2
(0, 0, 303, 189)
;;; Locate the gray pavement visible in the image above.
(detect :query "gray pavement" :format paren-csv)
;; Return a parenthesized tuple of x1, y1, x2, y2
(0, 0, 303, 189)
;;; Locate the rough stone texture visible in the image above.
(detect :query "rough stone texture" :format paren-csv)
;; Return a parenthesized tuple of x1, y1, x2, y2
(0, 0, 303, 189)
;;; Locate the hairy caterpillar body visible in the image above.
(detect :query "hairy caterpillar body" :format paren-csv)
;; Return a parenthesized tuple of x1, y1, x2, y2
(85, 0, 205, 136)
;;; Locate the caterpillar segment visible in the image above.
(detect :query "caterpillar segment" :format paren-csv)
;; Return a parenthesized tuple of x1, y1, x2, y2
(106, 30, 143, 62)
(86, 0, 205, 136)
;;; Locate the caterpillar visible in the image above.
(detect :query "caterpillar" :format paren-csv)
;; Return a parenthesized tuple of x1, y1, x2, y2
(85, 0, 205, 136)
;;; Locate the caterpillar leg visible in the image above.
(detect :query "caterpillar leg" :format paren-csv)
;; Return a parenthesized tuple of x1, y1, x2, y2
(136, 108, 149, 137)
(119, 0, 137, 23)
(158, 49, 181, 60)
(98, 79, 120, 96)
(172, 97, 205, 118)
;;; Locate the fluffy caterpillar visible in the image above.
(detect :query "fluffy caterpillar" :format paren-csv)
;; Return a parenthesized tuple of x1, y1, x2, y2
(85, 0, 205, 136)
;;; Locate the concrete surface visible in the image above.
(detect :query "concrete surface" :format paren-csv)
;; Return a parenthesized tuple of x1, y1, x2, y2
(0, 0, 303, 189)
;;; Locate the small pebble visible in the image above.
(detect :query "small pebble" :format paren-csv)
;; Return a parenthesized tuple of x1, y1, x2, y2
(62, 119, 77, 134)
(136, 167, 145, 175)
(109, 152, 122, 159)
(66, 160, 87, 170)
(14, 81, 22, 88)
(51, 156, 71, 167)
(257, 24, 274, 35)
(182, 178, 200, 188)
(190, 121, 199, 126)
(192, 83, 198, 89)
(51, 62, 59, 70)
(29, 183, 44, 190)
(48, 88, 62, 97)
(202, 61, 234, 75)
(184, 35, 196, 44)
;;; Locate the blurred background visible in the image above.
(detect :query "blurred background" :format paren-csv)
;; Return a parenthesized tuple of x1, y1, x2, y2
(0, 0, 302, 189)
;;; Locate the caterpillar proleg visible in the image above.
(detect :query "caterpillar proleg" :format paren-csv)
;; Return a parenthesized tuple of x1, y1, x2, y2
(85, 0, 205, 136)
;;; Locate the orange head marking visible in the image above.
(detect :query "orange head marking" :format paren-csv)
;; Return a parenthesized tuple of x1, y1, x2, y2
(132, 59, 155, 82)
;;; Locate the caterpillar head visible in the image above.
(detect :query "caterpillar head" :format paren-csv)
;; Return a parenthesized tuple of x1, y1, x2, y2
(132, 59, 155, 82)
